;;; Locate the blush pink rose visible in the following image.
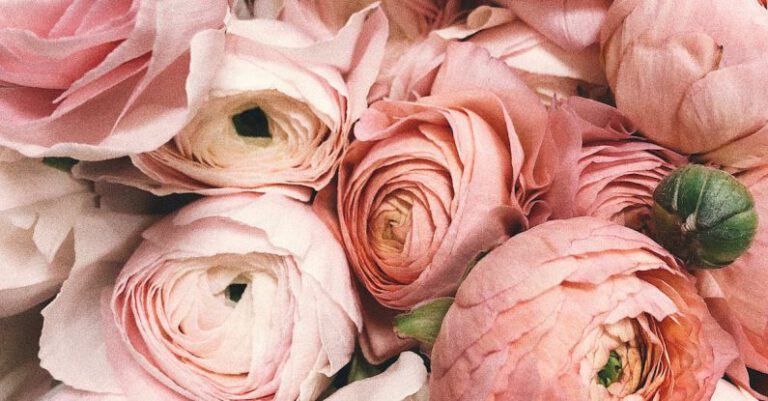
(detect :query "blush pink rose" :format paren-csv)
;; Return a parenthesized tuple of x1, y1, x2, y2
(431, 217, 738, 401)
(40, 193, 362, 401)
(0, 0, 227, 160)
(74, 6, 387, 201)
(601, 0, 768, 167)
(544, 97, 688, 230)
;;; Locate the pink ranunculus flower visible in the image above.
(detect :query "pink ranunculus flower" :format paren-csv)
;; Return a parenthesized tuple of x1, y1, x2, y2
(40, 193, 362, 401)
(329, 42, 558, 362)
(0, 0, 227, 160)
(431, 217, 738, 401)
(544, 97, 688, 230)
(601, 0, 768, 168)
(74, 6, 387, 201)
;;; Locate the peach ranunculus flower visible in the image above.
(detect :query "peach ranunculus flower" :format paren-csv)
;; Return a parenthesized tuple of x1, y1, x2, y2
(39, 193, 362, 401)
(431, 217, 738, 401)
(544, 97, 688, 230)
(601, 0, 768, 168)
(0, 0, 227, 160)
(328, 42, 560, 362)
(74, 6, 387, 201)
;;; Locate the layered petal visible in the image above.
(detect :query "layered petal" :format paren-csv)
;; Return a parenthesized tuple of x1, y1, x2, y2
(0, 0, 228, 160)
(324, 352, 428, 401)
(431, 217, 738, 401)
(495, 0, 611, 49)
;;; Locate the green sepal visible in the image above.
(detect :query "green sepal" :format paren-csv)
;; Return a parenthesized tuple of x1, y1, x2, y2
(42, 157, 78, 172)
(393, 297, 454, 350)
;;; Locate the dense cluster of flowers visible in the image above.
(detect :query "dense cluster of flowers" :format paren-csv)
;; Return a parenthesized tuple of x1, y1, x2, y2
(1, 1, 767, 400)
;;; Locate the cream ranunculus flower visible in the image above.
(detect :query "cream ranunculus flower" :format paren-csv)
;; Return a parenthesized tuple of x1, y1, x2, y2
(75, 6, 388, 201)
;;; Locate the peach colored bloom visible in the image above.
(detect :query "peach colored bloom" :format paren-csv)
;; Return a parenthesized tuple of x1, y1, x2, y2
(0, 0, 227, 160)
(431, 217, 738, 401)
(40, 193, 361, 401)
(601, 0, 768, 168)
(75, 6, 387, 201)
(544, 97, 688, 230)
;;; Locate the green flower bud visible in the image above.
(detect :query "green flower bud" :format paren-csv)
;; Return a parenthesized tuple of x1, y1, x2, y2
(393, 297, 454, 350)
(651, 164, 758, 268)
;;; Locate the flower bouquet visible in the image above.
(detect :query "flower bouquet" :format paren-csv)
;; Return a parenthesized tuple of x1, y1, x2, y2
(1, 1, 767, 400)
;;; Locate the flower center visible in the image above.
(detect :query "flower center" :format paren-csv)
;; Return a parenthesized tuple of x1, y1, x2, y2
(597, 350, 623, 387)
(371, 192, 414, 255)
(232, 107, 271, 138)
(225, 282, 248, 303)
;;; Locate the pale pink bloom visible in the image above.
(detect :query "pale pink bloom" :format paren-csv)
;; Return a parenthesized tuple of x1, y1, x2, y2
(494, 0, 610, 50)
(373, 6, 606, 105)
(601, 0, 768, 168)
(0, 0, 227, 160)
(75, 6, 387, 201)
(40, 193, 361, 401)
(324, 352, 428, 401)
(329, 42, 558, 362)
(0, 307, 53, 400)
(544, 97, 688, 230)
(431, 217, 738, 401)
(0, 150, 95, 317)
(712, 380, 758, 401)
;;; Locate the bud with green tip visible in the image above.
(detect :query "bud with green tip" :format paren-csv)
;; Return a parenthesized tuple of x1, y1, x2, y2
(393, 297, 454, 350)
(651, 164, 758, 268)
